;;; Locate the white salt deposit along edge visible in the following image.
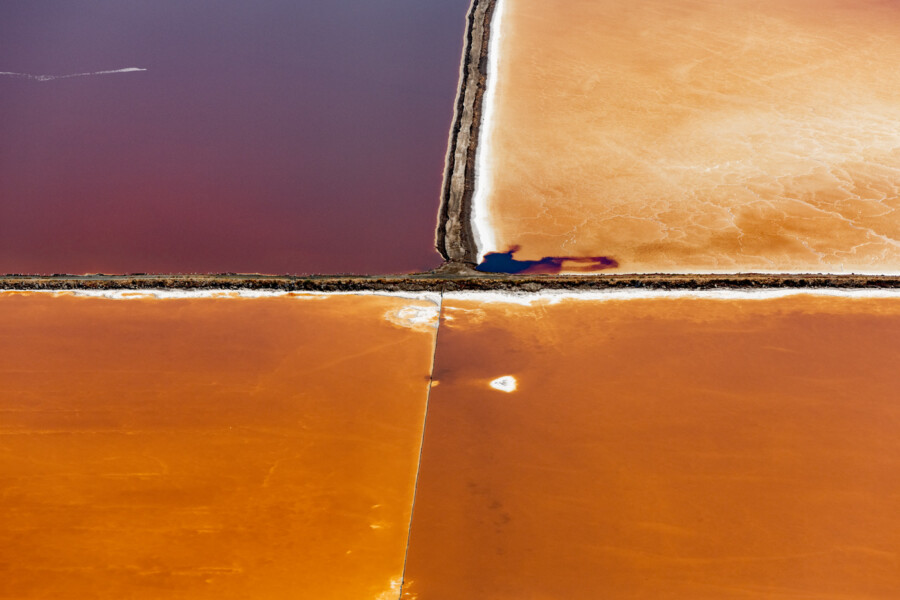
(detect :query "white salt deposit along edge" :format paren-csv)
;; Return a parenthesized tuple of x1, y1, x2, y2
(2, 289, 444, 333)
(5, 289, 900, 305)
(470, 0, 506, 263)
(0, 289, 442, 305)
(443, 288, 900, 306)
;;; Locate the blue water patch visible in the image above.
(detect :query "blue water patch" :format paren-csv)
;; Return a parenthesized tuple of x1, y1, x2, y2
(476, 247, 618, 274)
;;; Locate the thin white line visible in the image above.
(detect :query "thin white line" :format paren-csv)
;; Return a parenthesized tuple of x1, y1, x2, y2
(0, 67, 146, 82)
(398, 289, 444, 598)
(0, 289, 443, 302)
(443, 288, 900, 305)
(3, 288, 899, 303)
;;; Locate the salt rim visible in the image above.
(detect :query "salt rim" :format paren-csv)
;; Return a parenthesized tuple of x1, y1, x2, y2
(0, 289, 442, 305)
(3, 288, 898, 305)
(470, 0, 505, 263)
(442, 288, 900, 306)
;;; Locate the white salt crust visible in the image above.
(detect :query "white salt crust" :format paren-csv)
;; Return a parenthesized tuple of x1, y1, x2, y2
(489, 375, 518, 392)
(470, 0, 505, 263)
(442, 288, 900, 306)
(4, 289, 899, 306)
(0, 289, 441, 305)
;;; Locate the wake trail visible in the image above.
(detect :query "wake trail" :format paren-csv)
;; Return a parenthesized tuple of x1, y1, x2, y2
(0, 67, 146, 82)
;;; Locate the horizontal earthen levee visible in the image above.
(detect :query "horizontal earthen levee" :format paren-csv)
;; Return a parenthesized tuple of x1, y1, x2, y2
(2, 273, 899, 292)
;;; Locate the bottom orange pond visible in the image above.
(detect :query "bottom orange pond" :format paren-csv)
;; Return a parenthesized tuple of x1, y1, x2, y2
(0, 292, 438, 600)
(403, 292, 900, 599)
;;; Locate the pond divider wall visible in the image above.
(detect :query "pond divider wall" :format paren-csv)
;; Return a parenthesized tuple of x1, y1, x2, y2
(435, 0, 498, 268)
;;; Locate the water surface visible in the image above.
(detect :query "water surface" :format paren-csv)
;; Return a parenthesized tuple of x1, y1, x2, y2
(0, 292, 437, 599)
(476, 0, 900, 273)
(403, 292, 900, 598)
(0, 1, 468, 274)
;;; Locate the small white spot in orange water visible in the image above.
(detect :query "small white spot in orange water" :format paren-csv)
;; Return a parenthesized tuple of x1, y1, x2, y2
(489, 376, 517, 393)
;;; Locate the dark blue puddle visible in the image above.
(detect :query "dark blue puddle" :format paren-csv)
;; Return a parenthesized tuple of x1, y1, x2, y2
(476, 247, 618, 274)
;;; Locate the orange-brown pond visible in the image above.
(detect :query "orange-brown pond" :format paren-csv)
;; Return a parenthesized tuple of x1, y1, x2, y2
(0, 291, 438, 600)
(475, 0, 900, 274)
(402, 292, 900, 599)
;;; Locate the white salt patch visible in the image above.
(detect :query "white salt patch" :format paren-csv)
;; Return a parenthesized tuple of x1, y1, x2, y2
(442, 305, 487, 327)
(471, 0, 506, 262)
(383, 304, 441, 331)
(374, 576, 403, 600)
(489, 375, 517, 392)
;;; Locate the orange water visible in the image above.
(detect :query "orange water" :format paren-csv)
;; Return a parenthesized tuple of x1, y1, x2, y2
(403, 294, 900, 599)
(0, 292, 436, 600)
(480, 0, 900, 273)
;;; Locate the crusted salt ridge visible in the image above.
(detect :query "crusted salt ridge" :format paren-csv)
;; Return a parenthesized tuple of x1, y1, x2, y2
(10, 288, 899, 305)
(470, 0, 504, 262)
(442, 288, 900, 306)
(0, 289, 442, 305)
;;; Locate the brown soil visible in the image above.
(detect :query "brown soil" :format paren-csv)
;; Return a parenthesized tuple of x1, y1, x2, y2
(1, 272, 899, 292)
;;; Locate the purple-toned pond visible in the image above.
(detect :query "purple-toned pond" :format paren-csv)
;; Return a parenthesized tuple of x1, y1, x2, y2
(0, 1, 469, 275)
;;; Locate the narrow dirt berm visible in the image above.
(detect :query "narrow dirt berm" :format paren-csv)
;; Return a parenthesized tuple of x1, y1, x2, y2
(434, 0, 498, 268)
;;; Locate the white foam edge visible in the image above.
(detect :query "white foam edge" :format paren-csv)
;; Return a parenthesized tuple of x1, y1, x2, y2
(470, 0, 505, 263)
(443, 288, 900, 306)
(1, 289, 442, 306)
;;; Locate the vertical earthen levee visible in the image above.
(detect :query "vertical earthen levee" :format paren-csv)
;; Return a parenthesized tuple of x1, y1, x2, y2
(435, 0, 498, 268)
